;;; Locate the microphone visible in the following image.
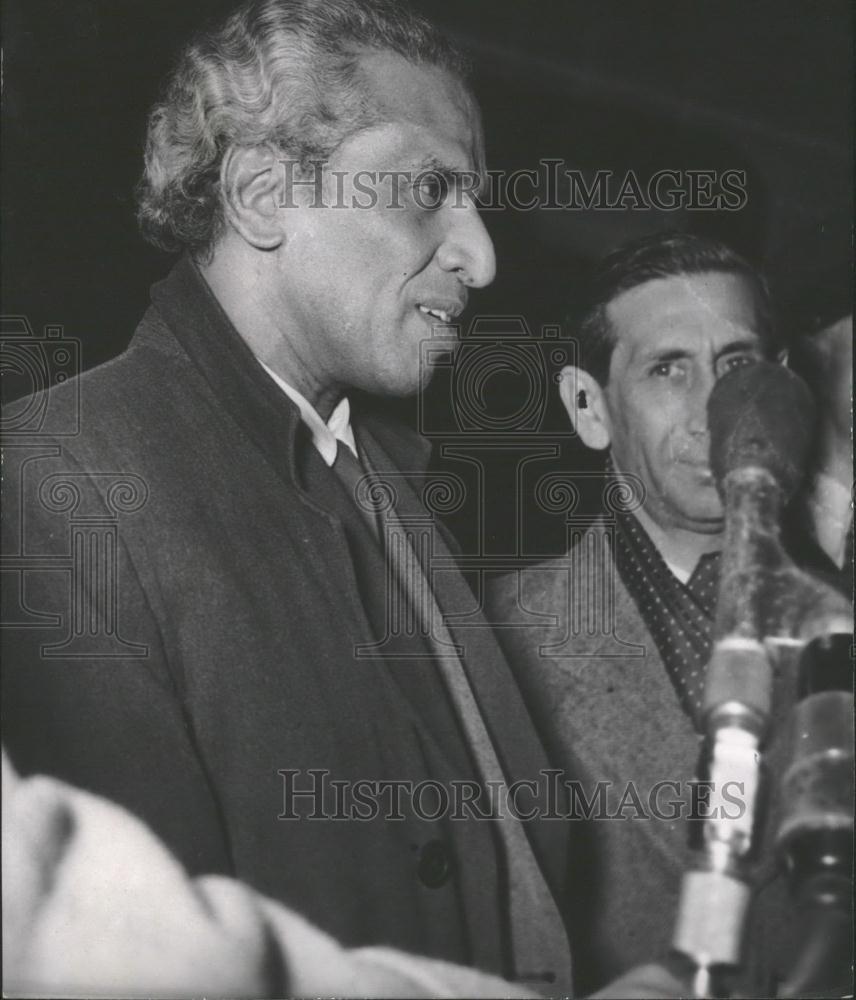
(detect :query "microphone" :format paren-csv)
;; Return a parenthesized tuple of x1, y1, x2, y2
(775, 635, 854, 997)
(708, 360, 815, 504)
(672, 362, 851, 996)
(707, 360, 816, 641)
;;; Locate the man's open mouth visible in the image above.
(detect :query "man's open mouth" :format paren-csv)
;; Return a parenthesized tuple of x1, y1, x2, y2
(417, 305, 452, 323)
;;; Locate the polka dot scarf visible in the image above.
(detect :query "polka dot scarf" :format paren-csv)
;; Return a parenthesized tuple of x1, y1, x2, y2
(613, 510, 721, 731)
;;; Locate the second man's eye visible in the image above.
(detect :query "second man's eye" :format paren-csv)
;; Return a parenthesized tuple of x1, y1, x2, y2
(718, 353, 759, 376)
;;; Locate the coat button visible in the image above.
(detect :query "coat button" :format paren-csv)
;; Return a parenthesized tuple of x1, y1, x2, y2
(417, 839, 454, 888)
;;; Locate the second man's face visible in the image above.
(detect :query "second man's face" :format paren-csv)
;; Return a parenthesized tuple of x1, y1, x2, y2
(601, 271, 766, 535)
(272, 51, 496, 402)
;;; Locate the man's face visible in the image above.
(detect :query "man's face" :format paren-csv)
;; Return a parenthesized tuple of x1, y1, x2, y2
(273, 51, 495, 402)
(601, 271, 766, 535)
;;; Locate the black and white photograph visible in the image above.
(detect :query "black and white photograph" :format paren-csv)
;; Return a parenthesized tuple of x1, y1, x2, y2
(1, 1, 853, 997)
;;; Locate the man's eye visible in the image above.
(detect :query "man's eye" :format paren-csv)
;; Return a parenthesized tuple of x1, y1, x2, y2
(649, 362, 683, 378)
(719, 354, 758, 375)
(411, 172, 448, 209)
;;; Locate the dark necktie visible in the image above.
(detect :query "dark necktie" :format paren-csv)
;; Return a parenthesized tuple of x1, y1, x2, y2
(331, 439, 382, 546)
(353, 434, 573, 994)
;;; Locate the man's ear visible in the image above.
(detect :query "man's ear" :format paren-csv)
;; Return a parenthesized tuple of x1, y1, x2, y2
(220, 145, 285, 250)
(558, 365, 612, 450)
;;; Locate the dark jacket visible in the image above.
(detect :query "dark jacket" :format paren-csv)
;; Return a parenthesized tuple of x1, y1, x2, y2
(1, 258, 567, 978)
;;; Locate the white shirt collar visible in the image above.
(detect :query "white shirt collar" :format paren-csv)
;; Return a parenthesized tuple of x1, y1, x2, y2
(258, 360, 358, 467)
(663, 559, 692, 585)
(807, 470, 854, 568)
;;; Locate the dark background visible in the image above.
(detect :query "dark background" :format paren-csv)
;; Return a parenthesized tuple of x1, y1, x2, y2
(2, 0, 852, 551)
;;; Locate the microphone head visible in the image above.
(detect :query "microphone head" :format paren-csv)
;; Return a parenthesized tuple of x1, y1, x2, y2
(708, 361, 816, 498)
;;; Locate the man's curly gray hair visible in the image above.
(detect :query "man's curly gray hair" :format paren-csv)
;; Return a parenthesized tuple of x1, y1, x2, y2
(136, 0, 469, 259)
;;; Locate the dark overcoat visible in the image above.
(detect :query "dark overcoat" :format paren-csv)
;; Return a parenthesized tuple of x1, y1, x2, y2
(2, 258, 567, 978)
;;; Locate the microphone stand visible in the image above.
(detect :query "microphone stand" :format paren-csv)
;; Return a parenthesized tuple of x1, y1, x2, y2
(775, 634, 854, 999)
(671, 464, 852, 997)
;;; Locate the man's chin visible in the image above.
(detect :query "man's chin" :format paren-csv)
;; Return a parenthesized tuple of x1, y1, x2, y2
(364, 364, 433, 400)
(668, 489, 725, 534)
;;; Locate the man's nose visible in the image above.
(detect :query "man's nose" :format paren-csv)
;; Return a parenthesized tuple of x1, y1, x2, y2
(436, 199, 496, 288)
(687, 369, 717, 435)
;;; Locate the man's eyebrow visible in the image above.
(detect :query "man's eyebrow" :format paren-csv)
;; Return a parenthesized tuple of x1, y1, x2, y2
(637, 338, 764, 368)
(713, 338, 763, 357)
(716, 337, 761, 355)
(413, 155, 484, 192)
(414, 155, 465, 176)
(640, 347, 692, 364)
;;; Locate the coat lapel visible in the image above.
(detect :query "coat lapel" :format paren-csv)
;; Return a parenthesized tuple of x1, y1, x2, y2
(357, 421, 569, 904)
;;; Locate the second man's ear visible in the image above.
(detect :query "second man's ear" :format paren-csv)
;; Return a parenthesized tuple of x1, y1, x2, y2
(220, 144, 285, 250)
(558, 365, 613, 451)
